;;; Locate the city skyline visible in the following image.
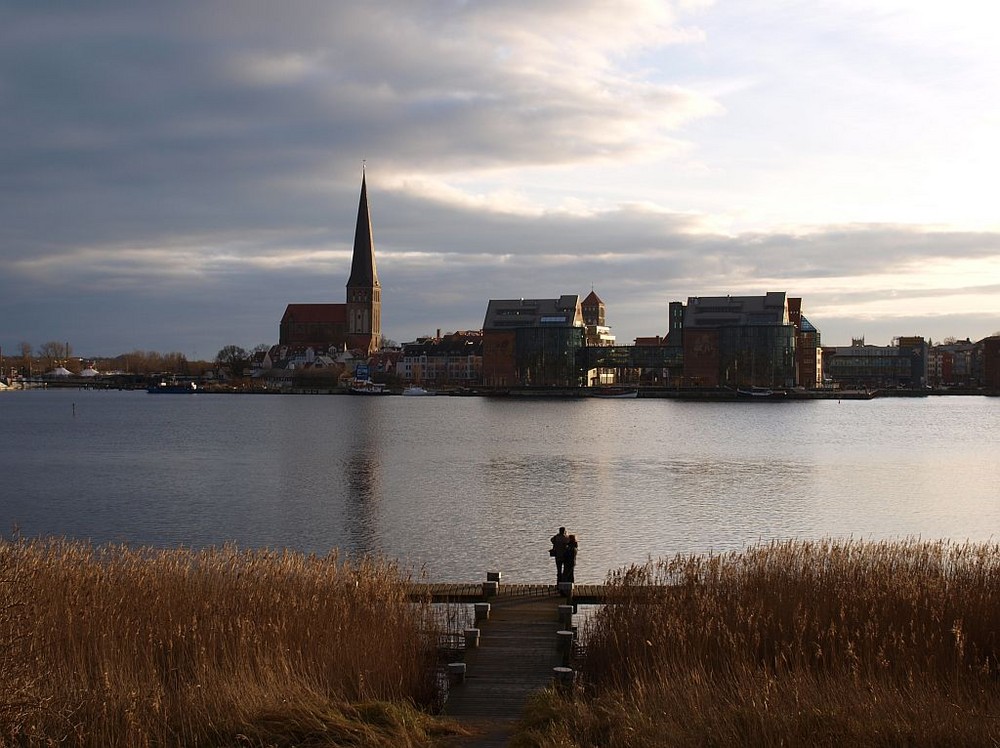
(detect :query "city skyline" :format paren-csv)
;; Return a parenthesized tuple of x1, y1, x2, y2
(2, 1, 999, 359)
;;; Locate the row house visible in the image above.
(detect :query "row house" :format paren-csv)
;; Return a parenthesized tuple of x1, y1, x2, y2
(397, 331, 483, 385)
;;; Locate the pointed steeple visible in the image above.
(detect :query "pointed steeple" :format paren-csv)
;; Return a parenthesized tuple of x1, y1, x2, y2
(347, 171, 379, 289)
(345, 168, 382, 354)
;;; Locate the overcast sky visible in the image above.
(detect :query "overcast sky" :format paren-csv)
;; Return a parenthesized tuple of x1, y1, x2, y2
(3, 1, 999, 360)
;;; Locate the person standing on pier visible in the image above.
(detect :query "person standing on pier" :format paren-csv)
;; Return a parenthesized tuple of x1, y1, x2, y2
(563, 535, 579, 584)
(550, 526, 569, 584)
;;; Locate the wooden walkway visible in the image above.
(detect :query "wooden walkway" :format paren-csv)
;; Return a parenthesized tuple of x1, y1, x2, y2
(407, 582, 618, 605)
(440, 586, 571, 746)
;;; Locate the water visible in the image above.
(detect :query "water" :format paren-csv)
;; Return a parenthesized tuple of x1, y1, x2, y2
(2, 389, 998, 583)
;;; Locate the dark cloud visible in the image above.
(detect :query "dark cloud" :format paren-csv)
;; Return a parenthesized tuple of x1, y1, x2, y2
(1, 2, 998, 357)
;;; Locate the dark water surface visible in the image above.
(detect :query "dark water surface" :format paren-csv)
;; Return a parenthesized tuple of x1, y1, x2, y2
(2, 389, 997, 582)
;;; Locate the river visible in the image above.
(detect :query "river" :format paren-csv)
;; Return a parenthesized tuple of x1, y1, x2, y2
(1, 389, 997, 582)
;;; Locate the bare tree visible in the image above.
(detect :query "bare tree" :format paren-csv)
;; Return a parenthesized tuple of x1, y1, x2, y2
(216, 345, 250, 378)
(37, 341, 67, 370)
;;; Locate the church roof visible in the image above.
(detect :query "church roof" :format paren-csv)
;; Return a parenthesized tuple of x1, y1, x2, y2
(582, 290, 603, 306)
(280, 303, 347, 324)
(346, 173, 379, 289)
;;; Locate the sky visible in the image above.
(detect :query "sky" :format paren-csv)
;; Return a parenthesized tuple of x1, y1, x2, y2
(2, 0, 1000, 361)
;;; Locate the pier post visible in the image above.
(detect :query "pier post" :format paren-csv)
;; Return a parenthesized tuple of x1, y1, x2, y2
(486, 571, 502, 584)
(482, 580, 499, 597)
(552, 666, 575, 692)
(448, 662, 467, 686)
(557, 629, 574, 666)
(463, 628, 480, 649)
(474, 602, 491, 623)
(558, 604, 574, 627)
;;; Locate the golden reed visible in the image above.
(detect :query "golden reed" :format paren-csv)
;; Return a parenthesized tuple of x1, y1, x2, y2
(0, 538, 452, 746)
(523, 539, 1000, 747)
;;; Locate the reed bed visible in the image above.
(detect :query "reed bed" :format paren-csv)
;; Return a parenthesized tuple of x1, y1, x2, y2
(0, 538, 460, 746)
(522, 538, 1000, 747)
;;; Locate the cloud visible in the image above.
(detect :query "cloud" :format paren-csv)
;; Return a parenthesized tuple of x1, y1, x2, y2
(0, 1, 998, 357)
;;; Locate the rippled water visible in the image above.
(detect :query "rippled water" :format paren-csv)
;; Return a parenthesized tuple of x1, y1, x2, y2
(2, 389, 998, 583)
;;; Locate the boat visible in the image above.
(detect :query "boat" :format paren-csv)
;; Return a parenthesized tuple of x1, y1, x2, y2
(350, 379, 388, 395)
(590, 388, 639, 399)
(736, 387, 786, 399)
(147, 380, 198, 393)
(402, 385, 434, 396)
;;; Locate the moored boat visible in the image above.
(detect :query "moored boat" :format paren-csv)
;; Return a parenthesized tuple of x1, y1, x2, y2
(590, 388, 639, 399)
(402, 385, 434, 396)
(737, 387, 786, 399)
(148, 380, 198, 393)
(350, 379, 388, 395)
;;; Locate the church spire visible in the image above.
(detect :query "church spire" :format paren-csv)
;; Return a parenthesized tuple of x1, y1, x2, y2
(346, 168, 382, 354)
(347, 170, 379, 289)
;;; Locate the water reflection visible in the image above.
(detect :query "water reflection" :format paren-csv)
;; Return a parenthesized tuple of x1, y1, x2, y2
(2, 391, 999, 584)
(342, 399, 386, 557)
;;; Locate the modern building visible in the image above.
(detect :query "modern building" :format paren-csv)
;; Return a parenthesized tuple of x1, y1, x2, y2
(823, 336, 928, 388)
(278, 172, 382, 355)
(676, 291, 797, 389)
(482, 296, 585, 387)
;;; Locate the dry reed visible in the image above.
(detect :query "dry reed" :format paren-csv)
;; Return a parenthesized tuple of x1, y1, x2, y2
(524, 538, 1000, 747)
(0, 538, 457, 746)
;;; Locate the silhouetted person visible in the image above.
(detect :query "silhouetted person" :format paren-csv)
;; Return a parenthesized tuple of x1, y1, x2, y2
(563, 535, 579, 584)
(550, 526, 569, 584)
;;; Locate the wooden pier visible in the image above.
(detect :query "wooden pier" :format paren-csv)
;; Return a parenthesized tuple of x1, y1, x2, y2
(407, 582, 616, 606)
(406, 577, 669, 744)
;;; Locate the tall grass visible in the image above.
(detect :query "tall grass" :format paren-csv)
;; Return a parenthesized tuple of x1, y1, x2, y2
(523, 539, 1000, 747)
(0, 538, 455, 746)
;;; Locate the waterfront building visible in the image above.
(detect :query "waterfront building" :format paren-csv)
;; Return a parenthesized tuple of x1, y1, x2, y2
(397, 331, 483, 386)
(787, 297, 822, 388)
(927, 339, 974, 386)
(278, 172, 382, 355)
(482, 296, 585, 387)
(677, 291, 797, 389)
(822, 336, 928, 388)
(581, 290, 615, 346)
(580, 290, 618, 385)
(972, 335, 1000, 390)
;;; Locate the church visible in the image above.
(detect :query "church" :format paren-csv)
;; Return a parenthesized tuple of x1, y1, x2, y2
(278, 173, 382, 356)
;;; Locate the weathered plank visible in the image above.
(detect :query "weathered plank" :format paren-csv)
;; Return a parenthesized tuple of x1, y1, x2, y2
(443, 591, 567, 720)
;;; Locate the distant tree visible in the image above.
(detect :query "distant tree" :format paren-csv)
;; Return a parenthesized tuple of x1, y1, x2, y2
(379, 335, 398, 350)
(37, 341, 68, 370)
(17, 341, 32, 375)
(216, 345, 250, 377)
(251, 343, 272, 355)
(942, 336, 958, 345)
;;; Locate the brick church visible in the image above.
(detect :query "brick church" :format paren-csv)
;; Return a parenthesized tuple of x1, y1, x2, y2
(278, 172, 382, 355)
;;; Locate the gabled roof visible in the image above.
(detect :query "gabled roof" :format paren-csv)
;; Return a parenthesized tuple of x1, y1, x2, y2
(280, 303, 347, 324)
(582, 290, 603, 306)
(346, 172, 380, 289)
